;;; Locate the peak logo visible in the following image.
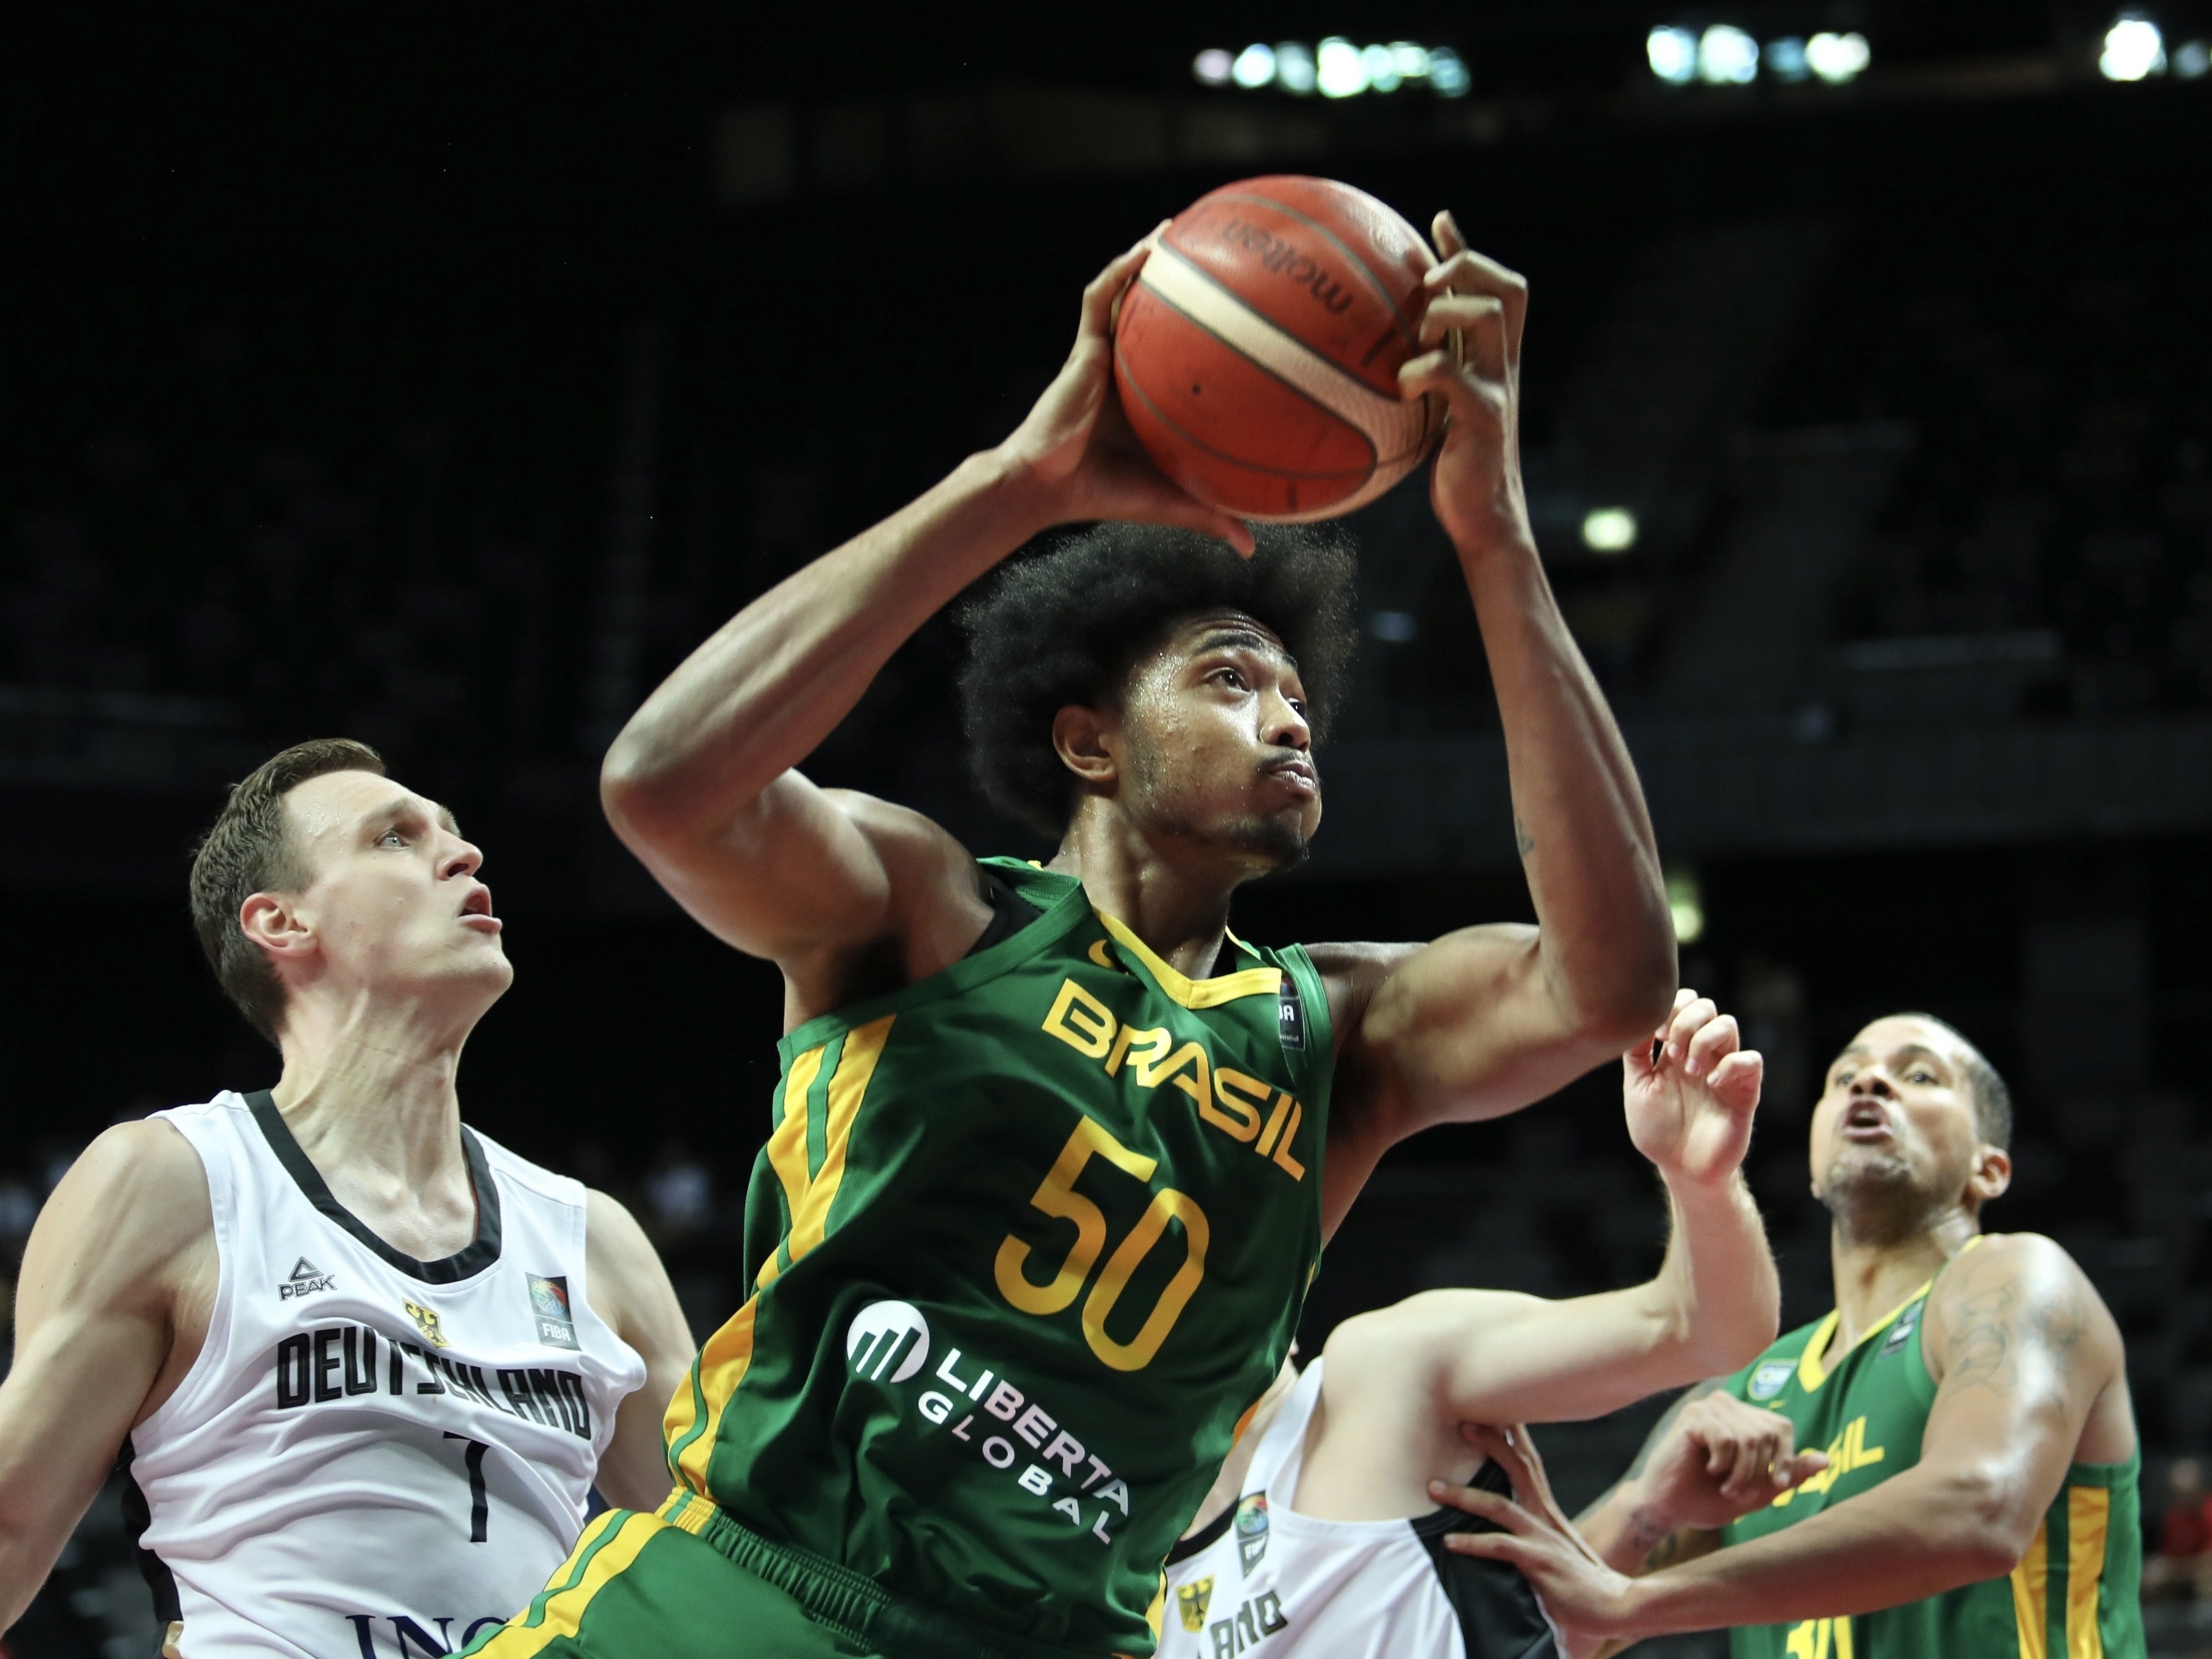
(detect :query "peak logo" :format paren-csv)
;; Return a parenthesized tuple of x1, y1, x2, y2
(280, 1257, 335, 1300)
(846, 1300, 930, 1384)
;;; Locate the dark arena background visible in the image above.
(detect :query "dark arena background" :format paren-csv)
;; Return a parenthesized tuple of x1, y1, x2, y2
(4, 5, 2211, 1654)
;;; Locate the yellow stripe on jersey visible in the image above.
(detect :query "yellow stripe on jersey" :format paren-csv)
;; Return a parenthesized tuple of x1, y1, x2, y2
(1097, 913, 1282, 1009)
(2011, 1515, 2051, 1659)
(667, 1014, 897, 1495)
(473, 1509, 657, 1658)
(2067, 1486, 2111, 1659)
(785, 1016, 893, 1261)
(672, 1296, 759, 1492)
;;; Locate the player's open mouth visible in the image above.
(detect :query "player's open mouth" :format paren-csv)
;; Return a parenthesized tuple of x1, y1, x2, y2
(459, 886, 502, 932)
(1840, 1099, 1892, 1141)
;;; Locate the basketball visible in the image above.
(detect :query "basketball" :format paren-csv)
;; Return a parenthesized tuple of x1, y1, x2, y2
(1113, 175, 1445, 523)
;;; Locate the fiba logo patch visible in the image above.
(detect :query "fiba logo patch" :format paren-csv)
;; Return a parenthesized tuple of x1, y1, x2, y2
(1748, 1360, 1793, 1400)
(846, 1300, 930, 1385)
(1235, 1492, 1271, 1574)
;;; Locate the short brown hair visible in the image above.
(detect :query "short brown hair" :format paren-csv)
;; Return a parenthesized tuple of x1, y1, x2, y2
(190, 739, 386, 1044)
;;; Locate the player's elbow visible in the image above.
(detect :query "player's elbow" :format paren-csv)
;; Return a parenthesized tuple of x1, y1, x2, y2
(1932, 1465, 2045, 1579)
(1556, 945, 1678, 1054)
(600, 729, 711, 849)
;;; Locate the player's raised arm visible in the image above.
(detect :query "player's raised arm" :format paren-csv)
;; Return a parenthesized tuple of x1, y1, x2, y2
(1438, 1234, 2129, 1647)
(598, 235, 1248, 1006)
(0, 1122, 212, 1631)
(1321, 218, 1673, 1212)
(1320, 993, 1776, 1435)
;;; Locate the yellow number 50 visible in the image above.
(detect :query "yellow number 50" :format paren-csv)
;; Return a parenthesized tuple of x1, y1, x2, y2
(994, 1116, 1210, 1372)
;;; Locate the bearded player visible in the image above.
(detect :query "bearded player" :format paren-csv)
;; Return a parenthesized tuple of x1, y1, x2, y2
(1160, 991, 1776, 1659)
(473, 215, 1677, 1658)
(1435, 1013, 2144, 1659)
(0, 741, 695, 1658)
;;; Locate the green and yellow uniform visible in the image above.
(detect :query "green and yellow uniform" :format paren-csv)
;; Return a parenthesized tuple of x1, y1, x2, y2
(473, 859, 1332, 1659)
(1720, 1243, 2144, 1659)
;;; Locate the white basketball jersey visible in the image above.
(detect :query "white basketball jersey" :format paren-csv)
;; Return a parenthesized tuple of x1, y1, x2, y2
(1160, 1361, 1557, 1659)
(126, 1091, 647, 1659)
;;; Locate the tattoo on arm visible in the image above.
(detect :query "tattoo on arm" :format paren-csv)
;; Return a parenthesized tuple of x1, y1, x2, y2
(1514, 815, 1535, 858)
(1935, 1256, 2091, 1398)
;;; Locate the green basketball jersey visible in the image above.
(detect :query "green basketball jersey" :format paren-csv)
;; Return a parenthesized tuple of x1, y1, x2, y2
(1720, 1245, 2144, 1659)
(661, 858, 1334, 1656)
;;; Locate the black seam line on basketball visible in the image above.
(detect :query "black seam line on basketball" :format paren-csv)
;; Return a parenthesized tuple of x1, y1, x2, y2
(1175, 192, 1422, 363)
(1124, 279, 1377, 472)
(1141, 249, 1433, 464)
(1150, 236, 1414, 412)
(246, 1089, 504, 1284)
(1116, 338, 1376, 484)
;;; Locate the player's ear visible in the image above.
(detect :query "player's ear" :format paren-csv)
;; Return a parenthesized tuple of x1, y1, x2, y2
(1051, 703, 1119, 787)
(240, 891, 316, 962)
(1966, 1144, 2011, 1206)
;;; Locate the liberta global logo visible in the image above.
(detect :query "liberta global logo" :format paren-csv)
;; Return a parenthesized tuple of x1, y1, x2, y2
(846, 1300, 930, 1384)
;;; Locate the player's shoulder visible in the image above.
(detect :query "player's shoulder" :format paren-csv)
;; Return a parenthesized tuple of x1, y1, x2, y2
(467, 1125, 586, 1208)
(821, 788, 974, 872)
(1927, 1231, 2121, 1346)
(32, 1116, 214, 1279)
(1939, 1230, 2097, 1290)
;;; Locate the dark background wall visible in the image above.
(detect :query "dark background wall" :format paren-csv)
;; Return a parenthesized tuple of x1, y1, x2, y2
(4, 6, 2210, 1653)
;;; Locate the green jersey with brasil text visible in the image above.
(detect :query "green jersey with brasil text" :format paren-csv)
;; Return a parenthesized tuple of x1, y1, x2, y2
(661, 858, 1333, 1655)
(1720, 1243, 2144, 1659)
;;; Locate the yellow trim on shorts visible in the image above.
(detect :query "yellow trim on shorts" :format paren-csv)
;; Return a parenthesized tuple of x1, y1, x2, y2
(473, 1510, 659, 1658)
(1097, 913, 1281, 1008)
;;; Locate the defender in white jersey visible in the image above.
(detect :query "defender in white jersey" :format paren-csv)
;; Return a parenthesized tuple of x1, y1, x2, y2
(0, 740, 695, 1658)
(1163, 992, 1778, 1659)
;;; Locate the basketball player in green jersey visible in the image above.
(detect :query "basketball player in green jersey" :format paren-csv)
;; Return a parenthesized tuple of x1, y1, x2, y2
(471, 219, 1676, 1658)
(1431, 1012, 2144, 1659)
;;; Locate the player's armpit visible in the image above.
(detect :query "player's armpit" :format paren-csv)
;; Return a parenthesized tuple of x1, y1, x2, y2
(582, 1191, 697, 1512)
(0, 1121, 212, 1629)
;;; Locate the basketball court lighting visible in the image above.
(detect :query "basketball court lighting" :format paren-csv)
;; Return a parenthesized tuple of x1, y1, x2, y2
(1391, 42, 1432, 78)
(1765, 37, 1811, 82)
(2100, 14, 2166, 79)
(1363, 44, 1403, 91)
(1582, 507, 1638, 552)
(1275, 41, 1318, 94)
(1666, 868, 1706, 944)
(1370, 610, 1417, 643)
(2177, 39, 2211, 76)
(1698, 25, 1761, 84)
(1647, 27, 1700, 85)
(1806, 31, 1872, 83)
(1317, 37, 1369, 97)
(1428, 47, 1471, 95)
(1231, 43, 1277, 88)
(1193, 49, 1234, 86)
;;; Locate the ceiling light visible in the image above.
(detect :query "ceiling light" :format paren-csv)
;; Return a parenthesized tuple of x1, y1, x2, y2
(1698, 25, 1761, 85)
(1428, 47, 1470, 96)
(1231, 43, 1276, 88)
(1765, 37, 1810, 82)
(1193, 49, 1234, 86)
(1391, 42, 1431, 79)
(1275, 42, 1317, 94)
(1806, 31, 1871, 83)
(1582, 507, 1638, 552)
(1316, 37, 1369, 97)
(1362, 44, 1402, 92)
(1647, 26, 1699, 84)
(2177, 39, 2211, 76)
(1668, 868, 1706, 944)
(2100, 15, 2166, 79)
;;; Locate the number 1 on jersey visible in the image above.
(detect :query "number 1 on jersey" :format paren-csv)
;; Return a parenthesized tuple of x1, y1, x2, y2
(443, 1433, 490, 1543)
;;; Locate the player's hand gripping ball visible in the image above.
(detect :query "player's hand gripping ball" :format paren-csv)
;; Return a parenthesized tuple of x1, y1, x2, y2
(1113, 175, 1447, 523)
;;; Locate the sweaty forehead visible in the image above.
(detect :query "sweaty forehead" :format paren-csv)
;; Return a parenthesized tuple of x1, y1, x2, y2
(1167, 610, 1292, 662)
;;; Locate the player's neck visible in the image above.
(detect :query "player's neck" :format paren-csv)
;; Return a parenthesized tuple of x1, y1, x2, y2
(1049, 813, 1243, 982)
(266, 998, 475, 1234)
(1826, 1210, 1979, 1351)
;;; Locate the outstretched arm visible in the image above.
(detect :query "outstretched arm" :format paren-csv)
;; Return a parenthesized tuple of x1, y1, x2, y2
(582, 1191, 698, 1511)
(1324, 223, 1672, 1213)
(1438, 1234, 2129, 1647)
(0, 1123, 211, 1632)
(1321, 995, 1775, 1444)
(599, 234, 1248, 1021)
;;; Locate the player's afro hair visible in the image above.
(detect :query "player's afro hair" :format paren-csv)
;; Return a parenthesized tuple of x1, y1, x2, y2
(956, 522, 1358, 838)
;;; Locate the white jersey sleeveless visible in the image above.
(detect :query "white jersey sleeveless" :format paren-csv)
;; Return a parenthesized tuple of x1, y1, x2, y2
(1159, 1361, 1557, 1659)
(126, 1091, 648, 1659)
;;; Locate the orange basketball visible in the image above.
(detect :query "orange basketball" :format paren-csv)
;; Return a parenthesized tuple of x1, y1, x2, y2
(1113, 176, 1444, 523)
